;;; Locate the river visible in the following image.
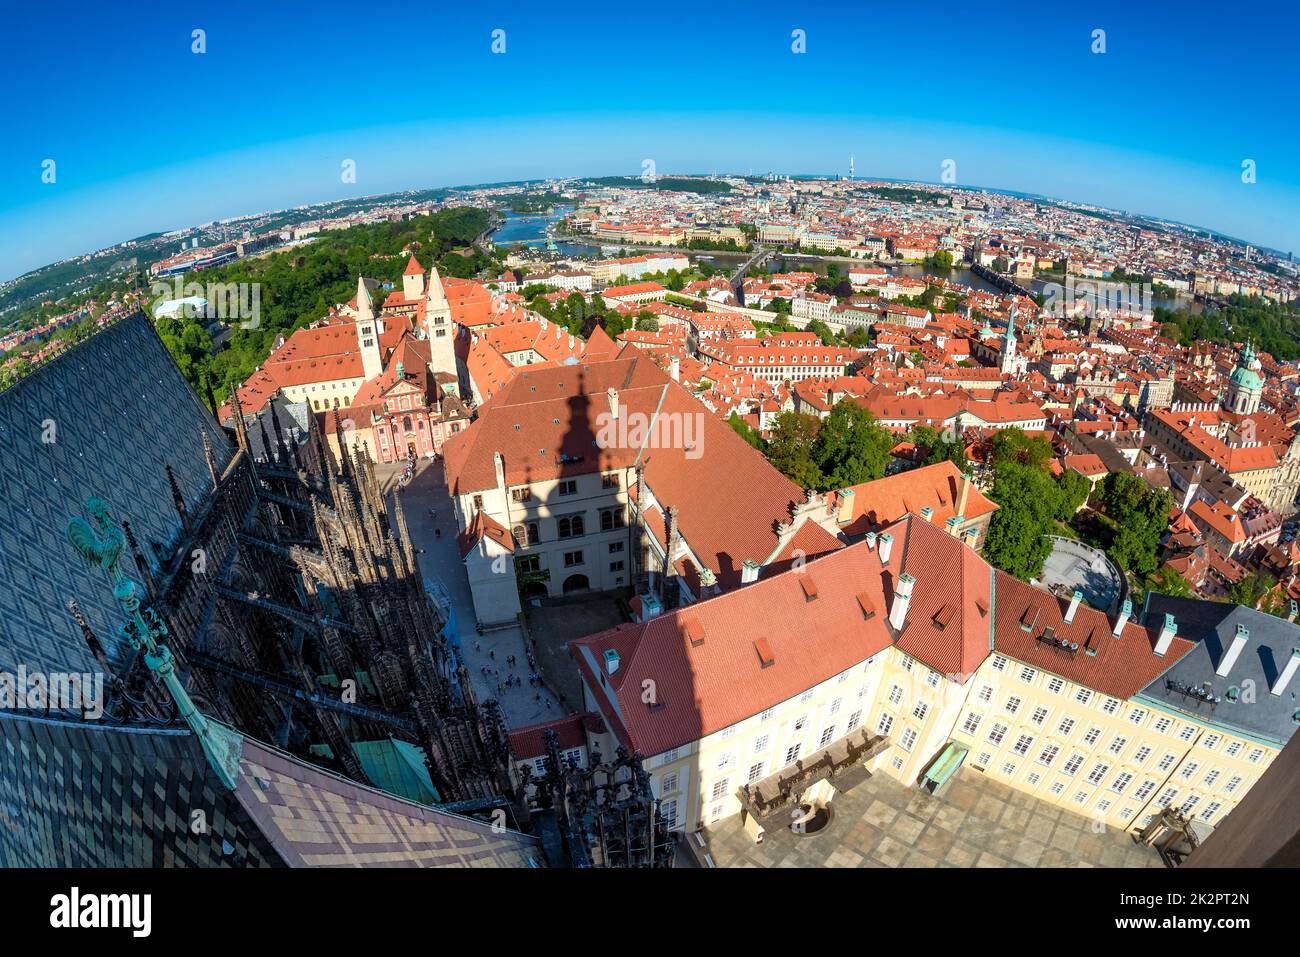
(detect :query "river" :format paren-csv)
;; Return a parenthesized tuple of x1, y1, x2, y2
(489, 206, 597, 258)
(489, 210, 1202, 314)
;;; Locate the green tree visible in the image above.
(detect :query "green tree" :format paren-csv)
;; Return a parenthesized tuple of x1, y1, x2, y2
(765, 411, 825, 489)
(566, 292, 587, 324)
(1146, 566, 1194, 599)
(1228, 571, 1275, 609)
(983, 463, 1061, 579)
(1055, 470, 1092, 521)
(810, 402, 895, 489)
(807, 319, 837, 346)
(635, 314, 659, 332)
(990, 428, 1053, 470)
(1099, 472, 1173, 578)
(909, 424, 966, 468)
(727, 413, 765, 450)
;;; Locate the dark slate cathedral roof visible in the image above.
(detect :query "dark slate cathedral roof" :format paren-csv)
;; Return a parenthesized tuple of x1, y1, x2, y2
(0, 311, 232, 677)
(0, 313, 542, 867)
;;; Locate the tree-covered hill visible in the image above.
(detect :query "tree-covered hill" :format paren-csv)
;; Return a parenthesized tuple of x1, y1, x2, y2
(151, 207, 494, 402)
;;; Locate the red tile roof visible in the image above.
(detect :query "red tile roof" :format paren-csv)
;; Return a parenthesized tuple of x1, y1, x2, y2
(892, 515, 992, 681)
(836, 461, 997, 537)
(457, 510, 515, 559)
(507, 713, 604, 759)
(572, 510, 1196, 755)
(443, 353, 843, 589)
(991, 574, 1193, 698)
(569, 537, 899, 755)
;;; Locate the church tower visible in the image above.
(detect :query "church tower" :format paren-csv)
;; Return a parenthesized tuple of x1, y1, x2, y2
(999, 303, 1019, 375)
(402, 254, 426, 301)
(423, 264, 457, 379)
(355, 276, 383, 381)
(1225, 341, 1263, 415)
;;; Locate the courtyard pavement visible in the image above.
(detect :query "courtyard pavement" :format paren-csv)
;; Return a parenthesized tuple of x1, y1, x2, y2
(701, 766, 1162, 869)
(522, 598, 626, 712)
(385, 459, 567, 729)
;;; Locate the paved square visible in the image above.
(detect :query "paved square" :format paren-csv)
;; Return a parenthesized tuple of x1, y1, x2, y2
(391, 459, 566, 728)
(523, 597, 626, 713)
(701, 767, 1161, 868)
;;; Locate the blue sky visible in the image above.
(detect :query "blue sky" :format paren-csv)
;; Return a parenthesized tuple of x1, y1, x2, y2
(3, 0, 1299, 281)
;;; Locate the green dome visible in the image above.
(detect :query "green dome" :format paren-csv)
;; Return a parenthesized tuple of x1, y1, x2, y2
(1229, 365, 1263, 390)
(1230, 342, 1263, 391)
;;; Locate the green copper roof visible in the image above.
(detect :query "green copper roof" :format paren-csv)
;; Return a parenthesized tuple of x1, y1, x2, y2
(354, 738, 439, 805)
(1230, 342, 1263, 390)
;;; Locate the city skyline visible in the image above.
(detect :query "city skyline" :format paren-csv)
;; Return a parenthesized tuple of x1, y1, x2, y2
(3, 1, 1299, 281)
(1, 162, 1287, 286)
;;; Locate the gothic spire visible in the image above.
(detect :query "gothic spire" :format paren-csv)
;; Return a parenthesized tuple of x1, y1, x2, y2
(165, 464, 190, 533)
(270, 401, 289, 465)
(228, 384, 250, 452)
(121, 519, 156, 595)
(201, 429, 219, 487)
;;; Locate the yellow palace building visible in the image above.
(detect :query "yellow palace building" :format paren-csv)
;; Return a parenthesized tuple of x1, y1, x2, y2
(570, 514, 1297, 838)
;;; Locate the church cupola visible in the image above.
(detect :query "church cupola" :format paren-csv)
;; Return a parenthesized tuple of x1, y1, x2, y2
(1225, 340, 1263, 415)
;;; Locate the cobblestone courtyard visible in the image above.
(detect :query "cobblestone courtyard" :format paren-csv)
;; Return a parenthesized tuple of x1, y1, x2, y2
(385, 459, 567, 728)
(702, 766, 1162, 868)
(523, 598, 626, 712)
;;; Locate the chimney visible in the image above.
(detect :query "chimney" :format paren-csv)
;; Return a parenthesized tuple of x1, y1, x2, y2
(956, 473, 971, 518)
(670, 354, 681, 382)
(1154, 613, 1177, 656)
(864, 531, 877, 551)
(945, 515, 962, 537)
(889, 572, 916, 631)
(1112, 598, 1132, 637)
(603, 649, 620, 676)
(493, 451, 507, 502)
(606, 386, 619, 421)
(1289, 599, 1298, 623)
(1271, 647, 1300, 696)
(836, 488, 855, 526)
(878, 532, 894, 565)
(920, 505, 934, 523)
(1216, 623, 1250, 677)
(741, 559, 760, 584)
(1065, 589, 1083, 624)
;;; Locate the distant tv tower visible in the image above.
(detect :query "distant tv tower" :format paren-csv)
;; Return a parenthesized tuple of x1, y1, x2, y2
(849, 155, 855, 180)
